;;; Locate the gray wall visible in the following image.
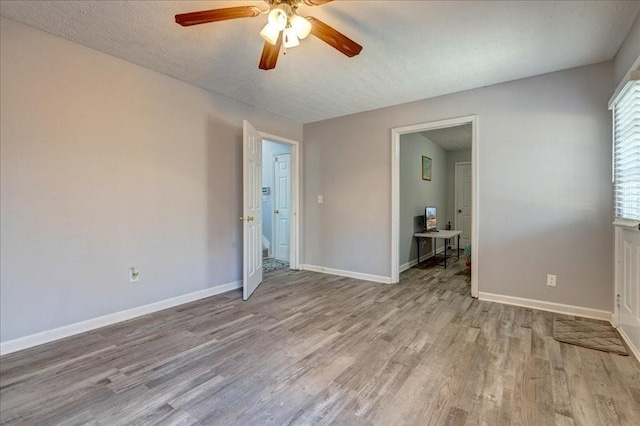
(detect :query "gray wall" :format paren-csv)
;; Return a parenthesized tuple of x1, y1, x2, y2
(262, 140, 291, 252)
(445, 149, 472, 231)
(303, 61, 614, 311)
(399, 133, 447, 267)
(0, 18, 302, 342)
(614, 12, 640, 86)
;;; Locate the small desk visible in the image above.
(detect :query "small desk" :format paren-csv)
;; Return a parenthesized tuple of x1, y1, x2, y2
(414, 230, 462, 269)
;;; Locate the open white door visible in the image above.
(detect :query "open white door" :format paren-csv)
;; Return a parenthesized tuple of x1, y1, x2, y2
(243, 120, 263, 300)
(615, 226, 640, 355)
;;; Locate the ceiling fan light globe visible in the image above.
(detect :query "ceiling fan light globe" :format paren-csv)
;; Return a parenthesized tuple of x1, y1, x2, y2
(290, 15, 311, 39)
(260, 23, 280, 45)
(267, 8, 287, 31)
(284, 28, 300, 48)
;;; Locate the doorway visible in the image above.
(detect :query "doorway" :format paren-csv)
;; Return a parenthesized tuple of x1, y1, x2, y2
(242, 120, 300, 300)
(262, 141, 292, 272)
(455, 162, 472, 248)
(391, 115, 479, 297)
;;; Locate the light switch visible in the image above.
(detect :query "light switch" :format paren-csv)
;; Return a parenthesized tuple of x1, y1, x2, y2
(318, 195, 323, 204)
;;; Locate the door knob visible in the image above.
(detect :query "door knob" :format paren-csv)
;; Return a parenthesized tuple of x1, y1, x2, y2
(458, 209, 462, 213)
(239, 216, 244, 221)
(275, 210, 279, 214)
(248, 216, 254, 222)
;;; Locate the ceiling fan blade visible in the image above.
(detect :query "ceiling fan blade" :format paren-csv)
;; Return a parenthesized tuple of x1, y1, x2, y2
(259, 32, 283, 70)
(307, 17, 362, 57)
(303, 0, 334, 5)
(175, 6, 262, 27)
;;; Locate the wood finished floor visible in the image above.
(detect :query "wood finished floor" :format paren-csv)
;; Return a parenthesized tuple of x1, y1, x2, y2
(1, 254, 639, 425)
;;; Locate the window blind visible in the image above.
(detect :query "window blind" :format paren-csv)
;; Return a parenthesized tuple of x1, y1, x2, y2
(613, 77, 640, 222)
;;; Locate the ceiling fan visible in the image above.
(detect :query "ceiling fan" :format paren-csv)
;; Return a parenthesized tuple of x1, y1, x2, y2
(175, 0, 362, 70)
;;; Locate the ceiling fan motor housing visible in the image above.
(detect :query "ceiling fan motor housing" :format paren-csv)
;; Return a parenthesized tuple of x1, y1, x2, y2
(267, 0, 304, 9)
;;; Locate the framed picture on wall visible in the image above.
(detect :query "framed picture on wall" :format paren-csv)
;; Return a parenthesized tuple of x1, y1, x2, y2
(422, 156, 432, 181)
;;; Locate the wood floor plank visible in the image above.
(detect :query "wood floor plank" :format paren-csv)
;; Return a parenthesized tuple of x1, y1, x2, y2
(593, 393, 622, 425)
(1, 254, 639, 425)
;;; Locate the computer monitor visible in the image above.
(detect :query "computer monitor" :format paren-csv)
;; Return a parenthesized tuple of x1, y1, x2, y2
(425, 206, 437, 232)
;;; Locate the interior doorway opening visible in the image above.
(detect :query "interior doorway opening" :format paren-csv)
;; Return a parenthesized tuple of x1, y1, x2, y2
(391, 116, 479, 297)
(242, 121, 301, 300)
(262, 140, 292, 273)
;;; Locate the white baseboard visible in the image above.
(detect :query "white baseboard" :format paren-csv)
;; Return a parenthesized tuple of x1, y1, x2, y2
(615, 325, 640, 363)
(607, 314, 640, 362)
(0, 280, 242, 356)
(399, 247, 448, 273)
(399, 253, 432, 273)
(300, 264, 391, 284)
(400, 259, 419, 273)
(478, 292, 612, 321)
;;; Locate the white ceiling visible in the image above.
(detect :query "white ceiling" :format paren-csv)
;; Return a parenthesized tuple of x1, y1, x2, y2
(1, 1, 639, 123)
(422, 124, 472, 152)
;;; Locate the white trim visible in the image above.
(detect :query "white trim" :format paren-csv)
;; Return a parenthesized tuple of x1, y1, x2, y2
(400, 259, 419, 273)
(300, 264, 392, 284)
(260, 131, 301, 271)
(399, 247, 445, 273)
(478, 292, 612, 321)
(391, 129, 400, 282)
(0, 280, 242, 356)
(616, 324, 640, 363)
(470, 118, 479, 298)
(613, 218, 640, 230)
(391, 115, 479, 298)
(609, 68, 640, 108)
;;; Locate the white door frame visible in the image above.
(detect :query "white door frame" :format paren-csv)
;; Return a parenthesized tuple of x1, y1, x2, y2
(260, 131, 301, 270)
(454, 161, 472, 249)
(391, 115, 479, 297)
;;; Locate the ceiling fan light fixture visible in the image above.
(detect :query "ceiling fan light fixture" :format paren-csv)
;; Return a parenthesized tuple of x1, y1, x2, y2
(174, 0, 363, 71)
(290, 15, 311, 39)
(260, 22, 281, 45)
(284, 27, 300, 48)
(267, 8, 288, 31)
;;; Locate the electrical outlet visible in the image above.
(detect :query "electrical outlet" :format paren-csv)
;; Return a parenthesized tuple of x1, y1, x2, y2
(546, 274, 556, 287)
(130, 266, 140, 283)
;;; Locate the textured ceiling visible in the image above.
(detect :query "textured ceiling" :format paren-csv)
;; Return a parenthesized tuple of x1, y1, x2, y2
(422, 124, 472, 152)
(1, 1, 639, 123)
